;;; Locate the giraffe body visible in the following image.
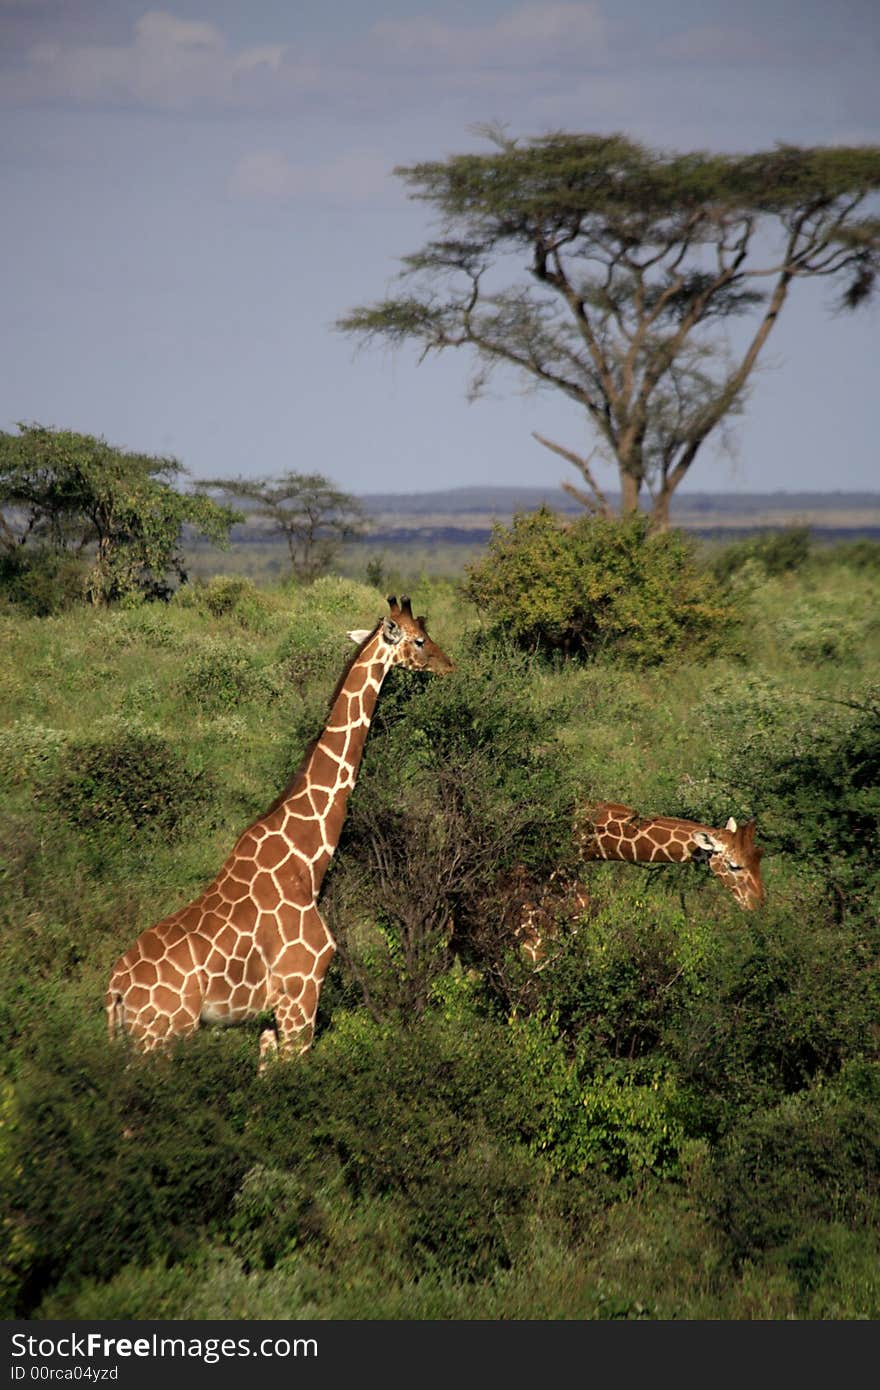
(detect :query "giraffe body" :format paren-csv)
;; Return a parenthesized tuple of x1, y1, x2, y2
(106, 597, 454, 1063)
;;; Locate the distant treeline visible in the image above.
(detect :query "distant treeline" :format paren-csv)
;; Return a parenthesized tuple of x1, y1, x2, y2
(354, 487, 880, 518)
(198, 523, 880, 549)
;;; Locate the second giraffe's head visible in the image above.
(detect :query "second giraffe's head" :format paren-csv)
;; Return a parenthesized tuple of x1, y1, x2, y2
(350, 595, 456, 675)
(693, 817, 766, 911)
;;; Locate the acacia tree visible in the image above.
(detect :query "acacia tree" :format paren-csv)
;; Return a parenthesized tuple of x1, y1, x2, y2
(199, 472, 365, 581)
(0, 423, 239, 604)
(338, 131, 880, 529)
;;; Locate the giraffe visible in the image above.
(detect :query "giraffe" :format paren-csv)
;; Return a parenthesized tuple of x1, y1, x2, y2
(510, 801, 765, 967)
(575, 801, 766, 911)
(512, 866, 590, 969)
(106, 596, 455, 1067)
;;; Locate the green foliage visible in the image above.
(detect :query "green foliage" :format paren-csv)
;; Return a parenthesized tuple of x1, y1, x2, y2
(2, 540, 880, 1319)
(0, 546, 87, 616)
(176, 638, 286, 713)
(171, 575, 279, 634)
(687, 675, 880, 903)
(463, 509, 732, 664)
(246, 1008, 553, 1281)
(705, 1061, 880, 1264)
(330, 642, 578, 1014)
(0, 1038, 254, 1315)
(0, 423, 239, 606)
(711, 526, 813, 583)
(0, 718, 68, 786)
(47, 719, 212, 838)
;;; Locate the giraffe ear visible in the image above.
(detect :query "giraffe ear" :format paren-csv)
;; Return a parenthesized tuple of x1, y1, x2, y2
(725, 817, 738, 832)
(347, 629, 372, 645)
(382, 616, 402, 643)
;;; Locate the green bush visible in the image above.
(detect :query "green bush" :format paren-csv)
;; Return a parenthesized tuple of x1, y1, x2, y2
(0, 718, 68, 786)
(705, 1061, 880, 1262)
(46, 719, 211, 837)
(0, 1038, 255, 1315)
(0, 547, 87, 616)
(711, 526, 813, 583)
(172, 575, 277, 633)
(462, 509, 733, 665)
(328, 644, 579, 1014)
(176, 638, 286, 712)
(245, 1008, 554, 1280)
(687, 676, 880, 903)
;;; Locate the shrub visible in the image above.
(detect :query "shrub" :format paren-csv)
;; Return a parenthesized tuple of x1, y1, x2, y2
(176, 638, 286, 712)
(704, 1061, 880, 1262)
(172, 575, 277, 633)
(686, 676, 880, 903)
(776, 604, 862, 664)
(462, 509, 733, 665)
(0, 719, 68, 786)
(46, 719, 211, 837)
(0, 1037, 255, 1315)
(0, 547, 87, 617)
(328, 644, 579, 1014)
(246, 1008, 554, 1280)
(711, 526, 813, 584)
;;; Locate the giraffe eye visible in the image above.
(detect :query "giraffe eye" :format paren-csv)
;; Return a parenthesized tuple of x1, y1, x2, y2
(414, 637, 425, 648)
(727, 860, 743, 872)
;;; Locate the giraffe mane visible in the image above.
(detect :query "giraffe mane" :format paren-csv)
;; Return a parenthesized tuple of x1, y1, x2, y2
(259, 618, 384, 819)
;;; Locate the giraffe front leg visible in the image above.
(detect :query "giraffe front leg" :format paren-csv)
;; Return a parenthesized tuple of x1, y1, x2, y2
(259, 908, 336, 1068)
(274, 989, 315, 1059)
(258, 1023, 280, 1073)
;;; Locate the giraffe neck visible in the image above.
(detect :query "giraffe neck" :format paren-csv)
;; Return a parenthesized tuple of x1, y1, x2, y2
(581, 804, 710, 865)
(249, 626, 393, 896)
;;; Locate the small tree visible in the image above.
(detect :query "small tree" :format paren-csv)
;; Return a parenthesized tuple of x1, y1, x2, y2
(0, 423, 239, 605)
(339, 131, 880, 530)
(200, 472, 365, 581)
(463, 508, 733, 665)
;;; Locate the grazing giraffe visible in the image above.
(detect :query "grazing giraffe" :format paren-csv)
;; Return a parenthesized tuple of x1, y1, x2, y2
(575, 801, 766, 911)
(511, 801, 765, 967)
(106, 596, 454, 1067)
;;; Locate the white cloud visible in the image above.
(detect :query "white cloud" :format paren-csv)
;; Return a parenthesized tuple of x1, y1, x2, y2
(373, 2, 608, 67)
(1, 7, 317, 112)
(134, 11, 224, 53)
(1, 3, 611, 115)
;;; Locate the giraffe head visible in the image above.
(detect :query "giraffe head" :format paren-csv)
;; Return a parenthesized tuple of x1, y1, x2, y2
(349, 595, 455, 674)
(692, 817, 766, 910)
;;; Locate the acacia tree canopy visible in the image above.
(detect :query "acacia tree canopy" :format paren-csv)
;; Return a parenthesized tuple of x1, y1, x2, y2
(338, 131, 880, 528)
(199, 471, 365, 581)
(0, 423, 239, 604)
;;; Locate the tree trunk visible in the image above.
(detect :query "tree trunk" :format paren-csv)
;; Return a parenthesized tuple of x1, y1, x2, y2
(649, 487, 672, 533)
(619, 471, 641, 516)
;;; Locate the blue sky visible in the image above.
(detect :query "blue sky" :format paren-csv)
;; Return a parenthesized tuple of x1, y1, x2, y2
(2, 0, 878, 497)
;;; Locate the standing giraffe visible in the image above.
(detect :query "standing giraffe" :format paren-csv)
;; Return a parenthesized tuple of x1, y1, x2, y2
(106, 596, 454, 1066)
(575, 801, 766, 910)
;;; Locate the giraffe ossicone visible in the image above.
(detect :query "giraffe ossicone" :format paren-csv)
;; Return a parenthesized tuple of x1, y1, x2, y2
(106, 595, 455, 1068)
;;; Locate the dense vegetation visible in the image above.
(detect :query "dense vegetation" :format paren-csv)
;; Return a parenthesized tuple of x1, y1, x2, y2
(1, 526, 879, 1320)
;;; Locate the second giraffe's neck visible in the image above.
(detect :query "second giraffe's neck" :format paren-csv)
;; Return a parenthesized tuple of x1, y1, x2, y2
(259, 626, 395, 892)
(579, 803, 711, 865)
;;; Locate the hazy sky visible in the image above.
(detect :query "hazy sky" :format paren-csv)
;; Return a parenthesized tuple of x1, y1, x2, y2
(2, 0, 878, 497)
